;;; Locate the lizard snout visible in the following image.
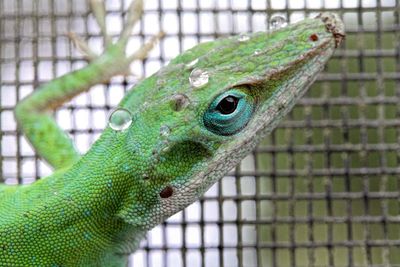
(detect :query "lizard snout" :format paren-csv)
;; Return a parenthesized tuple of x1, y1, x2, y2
(317, 12, 345, 47)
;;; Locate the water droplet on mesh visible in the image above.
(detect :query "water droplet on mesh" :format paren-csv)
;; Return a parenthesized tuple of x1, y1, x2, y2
(238, 34, 250, 42)
(254, 49, 262, 55)
(160, 125, 171, 138)
(108, 108, 132, 131)
(186, 58, 199, 68)
(189, 68, 209, 88)
(269, 15, 287, 30)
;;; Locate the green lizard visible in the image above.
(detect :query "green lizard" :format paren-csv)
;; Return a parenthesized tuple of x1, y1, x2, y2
(0, 0, 345, 266)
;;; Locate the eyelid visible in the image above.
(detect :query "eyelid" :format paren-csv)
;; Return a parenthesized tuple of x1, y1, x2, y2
(212, 91, 245, 109)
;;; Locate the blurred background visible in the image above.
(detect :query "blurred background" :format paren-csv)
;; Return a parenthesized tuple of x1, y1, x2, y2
(0, 0, 399, 266)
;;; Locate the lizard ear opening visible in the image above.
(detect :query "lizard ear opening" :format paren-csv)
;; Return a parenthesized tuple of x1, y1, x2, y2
(203, 88, 255, 136)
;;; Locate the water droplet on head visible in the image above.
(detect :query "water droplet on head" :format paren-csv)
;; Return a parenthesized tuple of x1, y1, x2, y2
(189, 68, 209, 88)
(159, 125, 171, 138)
(159, 139, 171, 153)
(108, 108, 132, 131)
(142, 101, 149, 109)
(157, 78, 166, 87)
(186, 58, 199, 68)
(269, 15, 287, 30)
(238, 34, 250, 42)
(254, 49, 262, 55)
(171, 94, 190, 111)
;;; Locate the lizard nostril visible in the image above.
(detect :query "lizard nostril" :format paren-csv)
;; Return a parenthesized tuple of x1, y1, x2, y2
(309, 34, 318, 41)
(160, 185, 174, 198)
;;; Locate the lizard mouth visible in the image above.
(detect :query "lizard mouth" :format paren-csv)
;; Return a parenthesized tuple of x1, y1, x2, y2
(317, 12, 345, 47)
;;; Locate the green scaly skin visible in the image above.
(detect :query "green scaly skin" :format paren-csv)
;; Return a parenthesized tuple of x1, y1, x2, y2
(0, 4, 345, 266)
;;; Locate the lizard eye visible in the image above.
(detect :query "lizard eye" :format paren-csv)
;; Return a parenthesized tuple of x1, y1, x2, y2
(203, 89, 254, 136)
(216, 96, 238, 114)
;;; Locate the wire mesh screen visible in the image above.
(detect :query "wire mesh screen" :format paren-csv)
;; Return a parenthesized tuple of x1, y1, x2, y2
(0, 0, 399, 266)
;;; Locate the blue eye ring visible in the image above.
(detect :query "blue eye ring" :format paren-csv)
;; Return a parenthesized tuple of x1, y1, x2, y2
(203, 89, 254, 136)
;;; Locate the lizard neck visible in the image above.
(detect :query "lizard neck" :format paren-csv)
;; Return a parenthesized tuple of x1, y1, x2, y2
(43, 128, 148, 253)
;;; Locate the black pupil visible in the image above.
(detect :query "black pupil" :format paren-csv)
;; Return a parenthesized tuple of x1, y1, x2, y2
(217, 96, 238, 114)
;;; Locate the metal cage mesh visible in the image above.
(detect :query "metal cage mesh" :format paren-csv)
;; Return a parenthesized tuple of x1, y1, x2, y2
(1, 0, 399, 266)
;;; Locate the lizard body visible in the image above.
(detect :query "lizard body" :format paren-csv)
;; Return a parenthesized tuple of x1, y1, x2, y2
(0, 1, 344, 266)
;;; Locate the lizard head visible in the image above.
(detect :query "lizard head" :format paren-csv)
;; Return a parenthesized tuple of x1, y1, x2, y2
(111, 13, 344, 228)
